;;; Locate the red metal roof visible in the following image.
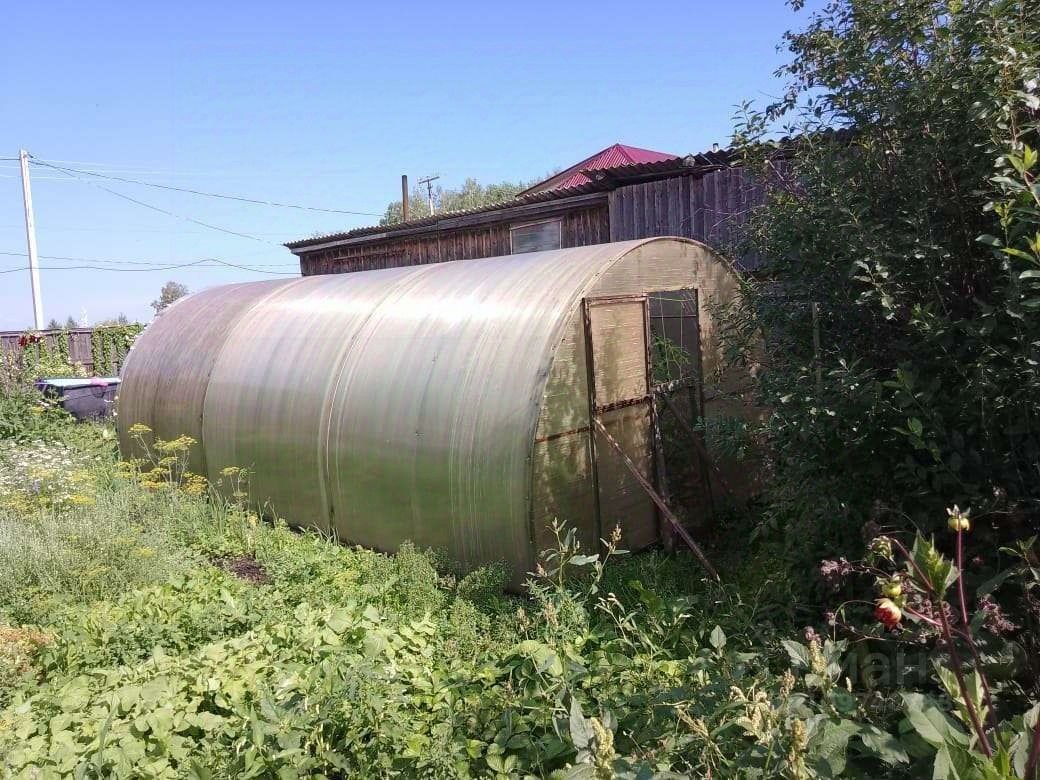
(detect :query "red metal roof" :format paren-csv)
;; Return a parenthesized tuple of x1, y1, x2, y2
(519, 143, 680, 195)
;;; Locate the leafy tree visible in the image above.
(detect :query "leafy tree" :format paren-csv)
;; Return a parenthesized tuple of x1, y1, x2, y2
(150, 281, 189, 315)
(44, 316, 79, 330)
(380, 178, 530, 225)
(727, 0, 1039, 571)
(94, 314, 131, 327)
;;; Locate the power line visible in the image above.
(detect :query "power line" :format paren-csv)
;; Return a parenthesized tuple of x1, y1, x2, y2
(14, 159, 229, 175)
(0, 173, 71, 180)
(0, 259, 211, 274)
(20, 158, 267, 175)
(0, 257, 298, 275)
(0, 223, 291, 236)
(0, 249, 298, 267)
(30, 158, 383, 217)
(32, 159, 276, 245)
(19, 158, 368, 179)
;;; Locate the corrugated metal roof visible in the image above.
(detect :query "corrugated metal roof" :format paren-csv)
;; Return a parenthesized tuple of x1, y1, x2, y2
(285, 180, 608, 250)
(519, 143, 680, 195)
(284, 145, 729, 252)
(584, 151, 729, 182)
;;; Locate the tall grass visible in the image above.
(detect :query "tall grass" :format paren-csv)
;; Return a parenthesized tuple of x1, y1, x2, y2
(0, 497, 194, 625)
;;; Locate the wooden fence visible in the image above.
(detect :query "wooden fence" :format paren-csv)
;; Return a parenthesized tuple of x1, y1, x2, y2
(0, 327, 138, 375)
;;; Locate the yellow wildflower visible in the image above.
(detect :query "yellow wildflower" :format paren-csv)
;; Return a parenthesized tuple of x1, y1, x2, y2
(182, 473, 208, 495)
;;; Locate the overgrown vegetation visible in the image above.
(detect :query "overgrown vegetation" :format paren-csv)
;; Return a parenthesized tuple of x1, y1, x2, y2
(2, 0, 1039, 776)
(0, 390, 1035, 775)
(728, 0, 1039, 574)
(714, 0, 1040, 774)
(0, 418, 817, 777)
(90, 323, 143, 375)
(2, 323, 142, 381)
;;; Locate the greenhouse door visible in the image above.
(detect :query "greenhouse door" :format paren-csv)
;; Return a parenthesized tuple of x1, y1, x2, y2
(582, 296, 658, 550)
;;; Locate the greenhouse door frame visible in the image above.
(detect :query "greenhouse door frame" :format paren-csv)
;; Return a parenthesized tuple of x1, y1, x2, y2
(581, 294, 661, 551)
(582, 293, 720, 579)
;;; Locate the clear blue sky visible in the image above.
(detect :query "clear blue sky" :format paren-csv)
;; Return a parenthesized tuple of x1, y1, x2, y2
(0, 0, 812, 330)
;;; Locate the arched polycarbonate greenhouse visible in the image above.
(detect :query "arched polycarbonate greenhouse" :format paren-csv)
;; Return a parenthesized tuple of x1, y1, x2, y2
(117, 237, 751, 586)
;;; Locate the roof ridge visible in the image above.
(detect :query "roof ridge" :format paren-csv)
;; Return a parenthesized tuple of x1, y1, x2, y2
(519, 142, 677, 196)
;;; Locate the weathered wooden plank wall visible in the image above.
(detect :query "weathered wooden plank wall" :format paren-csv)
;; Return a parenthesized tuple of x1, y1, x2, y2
(607, 168, 767, 267)
(300, 205, 610, 275)
(295, 166, 777, 276)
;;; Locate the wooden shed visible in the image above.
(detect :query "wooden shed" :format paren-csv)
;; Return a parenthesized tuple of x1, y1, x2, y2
(285, 146, 766, 276)
(118, 238, 750, 586)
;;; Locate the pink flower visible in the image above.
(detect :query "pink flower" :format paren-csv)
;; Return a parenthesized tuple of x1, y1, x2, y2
(978, 596, 1017, 635)
(819, 558, 853, 590)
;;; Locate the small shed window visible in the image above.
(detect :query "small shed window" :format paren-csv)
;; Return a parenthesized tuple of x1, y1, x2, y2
(510, 219, 562, 254)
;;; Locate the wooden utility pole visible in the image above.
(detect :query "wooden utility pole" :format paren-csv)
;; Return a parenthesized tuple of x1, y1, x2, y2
(401, 174, 410, 222)
(418, 175, 439, 215)
(18, 149, 44, 330)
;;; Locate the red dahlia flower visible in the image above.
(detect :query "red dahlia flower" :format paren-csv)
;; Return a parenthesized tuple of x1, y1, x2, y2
(874, 598, 902, 630)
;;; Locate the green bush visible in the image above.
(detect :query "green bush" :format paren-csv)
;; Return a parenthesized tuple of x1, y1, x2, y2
(725, 0, 1040, 592)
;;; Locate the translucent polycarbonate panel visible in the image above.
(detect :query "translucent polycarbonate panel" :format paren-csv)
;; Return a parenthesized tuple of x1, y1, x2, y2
(590, 240, 744, 396)
(117, 281, 290, 474)
(587, 299, 649, 407)
(586, 298, 656, 550)
(534, 315, 591, 440)
(590, 240, 761, 504)
(594, 403, 657, 550)
(324, 244, 627, 579)
(530, 430, 596, 553)
(200, 268, 434, 532)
